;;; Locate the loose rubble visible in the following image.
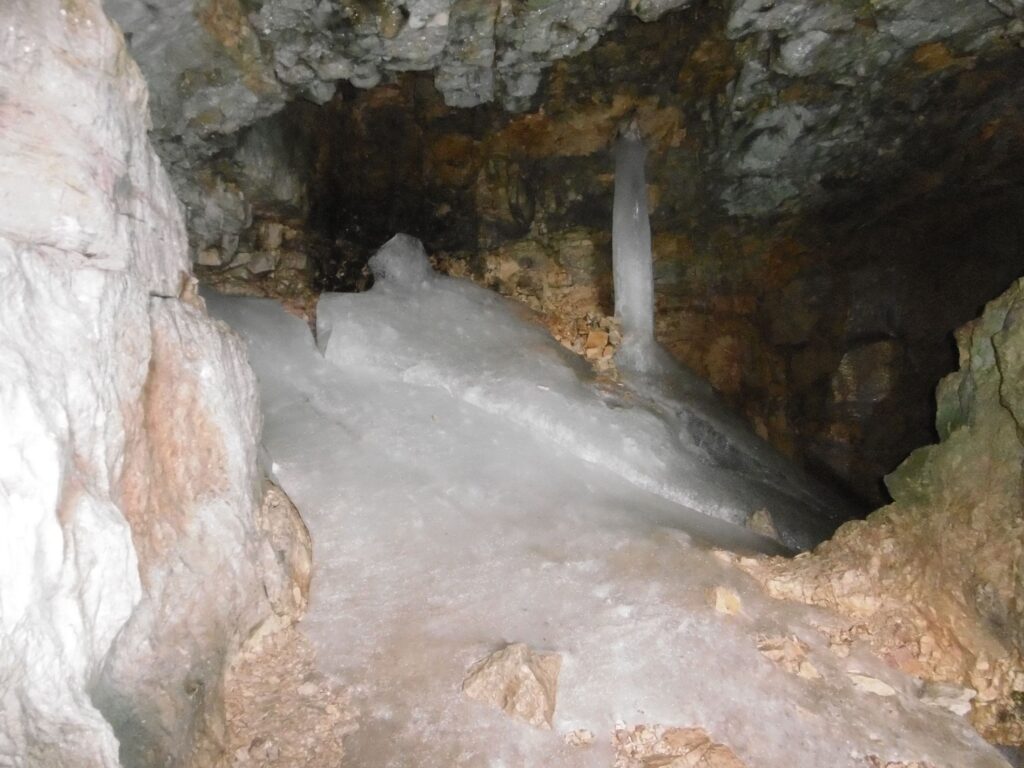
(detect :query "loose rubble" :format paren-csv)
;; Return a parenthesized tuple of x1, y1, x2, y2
(612, 725, 747, 768)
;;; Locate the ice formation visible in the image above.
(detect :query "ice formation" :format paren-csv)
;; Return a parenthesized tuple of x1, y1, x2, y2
(318, 235, 848, 549)
(206, 235, 1006, 768)
(612, 121, 658, 374)
(609, 121, 708, 394)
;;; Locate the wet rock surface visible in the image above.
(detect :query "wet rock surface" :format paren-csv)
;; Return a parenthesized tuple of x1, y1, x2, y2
(105, 0, 1024, 246)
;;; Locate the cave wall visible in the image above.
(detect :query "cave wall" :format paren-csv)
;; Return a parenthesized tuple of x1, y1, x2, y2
(0, 2, 304, 766)
(95, 0, 1024, 503)
(738, 275, 1024, 747)
(191, 5, 1024, 504)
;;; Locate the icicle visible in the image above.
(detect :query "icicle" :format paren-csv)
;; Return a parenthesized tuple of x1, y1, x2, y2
(612, 120, 657, 373)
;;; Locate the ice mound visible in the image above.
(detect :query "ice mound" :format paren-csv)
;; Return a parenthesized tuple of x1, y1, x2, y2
(316, 234, 847, 550)
(368, 233, 435, 287)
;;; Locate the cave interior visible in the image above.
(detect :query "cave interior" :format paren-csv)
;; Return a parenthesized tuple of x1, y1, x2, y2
(3, 0, 1024, 765)
(158, 3, 1024, 509)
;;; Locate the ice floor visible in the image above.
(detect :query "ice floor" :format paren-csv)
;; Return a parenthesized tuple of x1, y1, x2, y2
(206, 237, 1007, 768)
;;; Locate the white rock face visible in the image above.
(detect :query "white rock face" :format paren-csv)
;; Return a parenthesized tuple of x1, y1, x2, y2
(90, 298, 274, 767)
(0, 0, 188, 293)
(0, 242, 144, 767)
(0, 1, 290, 765)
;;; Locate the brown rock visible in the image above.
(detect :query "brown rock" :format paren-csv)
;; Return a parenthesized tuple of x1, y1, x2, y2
(757, 635, 822, 680)
(613, 725, 747, 768)
(586, 329, 610, 351)
(564, 728, 595, 747)
(255, 482, 313, 622)
(709, 586, 742, 616)
(462, 643, 561, 728)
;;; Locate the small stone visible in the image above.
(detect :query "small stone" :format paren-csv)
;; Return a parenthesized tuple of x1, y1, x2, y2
(297, 681, 318, 697)
(585, 329, 609, 351)
(709, 586, 742, 615)
(848, 673, 897, 697)
(261, 222, 284, 251)
(919, 681, 976, 716)
(746, 508, 780, 541)
(757, 635, 821, 679)
(281, 251, 309, 270)
(828, 640, 851, 659)
(198, 247, 223, 267)
(462, 642, 561, 729)
(613, 725, 747, 767)
(564, 728, 594, 746)
(248, 252, 276, 275)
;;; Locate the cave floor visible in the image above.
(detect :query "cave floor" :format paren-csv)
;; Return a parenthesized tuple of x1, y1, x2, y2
(206, 275, 1006, 768)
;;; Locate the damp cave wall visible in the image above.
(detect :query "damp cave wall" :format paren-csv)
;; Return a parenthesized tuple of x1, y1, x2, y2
(156, 5, 1024, 506)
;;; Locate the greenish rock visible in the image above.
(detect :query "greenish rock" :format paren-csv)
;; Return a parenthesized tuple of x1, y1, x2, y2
(886, 278, 1024, 507)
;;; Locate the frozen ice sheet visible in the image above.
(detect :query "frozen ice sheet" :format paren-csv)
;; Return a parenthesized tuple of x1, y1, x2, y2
(205, 244, 1005, 768)
(316, 235, 848, 550)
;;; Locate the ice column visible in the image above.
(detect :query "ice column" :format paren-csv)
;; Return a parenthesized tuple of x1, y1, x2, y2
(612, 121, 656, 372)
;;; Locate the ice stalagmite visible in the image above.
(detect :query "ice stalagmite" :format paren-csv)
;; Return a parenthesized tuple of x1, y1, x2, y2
(612, 120, 657, 373)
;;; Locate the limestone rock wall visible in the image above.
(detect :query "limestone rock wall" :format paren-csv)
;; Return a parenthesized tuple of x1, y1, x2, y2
(0, 1, 302, 765)
(737, 277, 1024, 747)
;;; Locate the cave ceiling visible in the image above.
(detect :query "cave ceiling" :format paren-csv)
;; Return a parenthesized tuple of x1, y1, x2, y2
(105, 0, 1024, 227)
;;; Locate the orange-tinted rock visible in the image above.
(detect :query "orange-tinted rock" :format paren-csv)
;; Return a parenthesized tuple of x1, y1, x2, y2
(462, 643, 561, 728)
(613, 725, 747, 768)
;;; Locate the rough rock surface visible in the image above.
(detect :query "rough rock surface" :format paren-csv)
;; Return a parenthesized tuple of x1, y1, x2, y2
(97, 0, 1024, 506)
(254, 482, 314, 623)
(735, 277, 1024, 747)
(0, 1, 303, 765)
(462, 643, 561, 729)
(214, 626, 356, 768)
(612, 725, 747, 768)
(90, 298, 279, 767)
(105, 0, 1024, 253)
(102, 0, 691, 145)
